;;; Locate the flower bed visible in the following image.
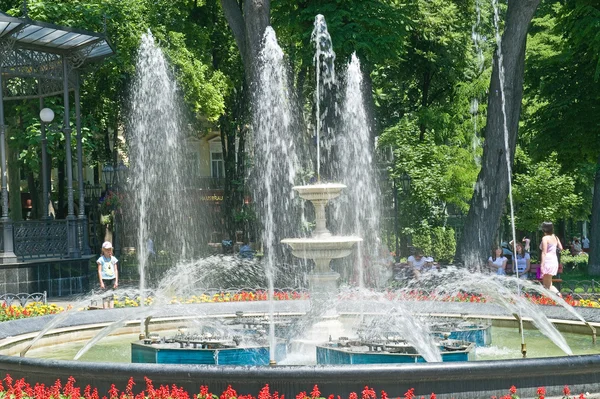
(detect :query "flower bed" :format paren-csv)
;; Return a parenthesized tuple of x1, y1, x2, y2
(109, 290, 600, 309)
(113, 291, 310, 308)
(2, 290, 600, 320)
(0, 302, 65, 322)
(0, 375, 588, 399)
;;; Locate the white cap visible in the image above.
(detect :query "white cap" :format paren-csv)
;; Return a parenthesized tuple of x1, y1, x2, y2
(102, 241, 113, 249)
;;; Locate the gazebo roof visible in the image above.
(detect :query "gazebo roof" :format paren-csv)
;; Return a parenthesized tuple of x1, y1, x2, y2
(0, 11, 115, 100)
(0, 11, 114, 60)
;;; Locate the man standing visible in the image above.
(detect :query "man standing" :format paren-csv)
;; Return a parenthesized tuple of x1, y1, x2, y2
(582, 236, 590, 253)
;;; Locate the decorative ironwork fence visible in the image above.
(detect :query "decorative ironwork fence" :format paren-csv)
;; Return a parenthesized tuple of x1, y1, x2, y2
(0, 291, 47, 306)
(561, 280, 600, 295)
(13, 220, 68, 261)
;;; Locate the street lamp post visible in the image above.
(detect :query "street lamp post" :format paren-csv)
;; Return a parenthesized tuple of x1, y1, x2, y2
(39, 107, 54, 220)
(102, 164, 115, 190)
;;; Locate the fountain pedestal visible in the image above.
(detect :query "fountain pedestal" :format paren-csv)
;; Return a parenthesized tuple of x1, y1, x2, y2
(281, 184, 362, 303)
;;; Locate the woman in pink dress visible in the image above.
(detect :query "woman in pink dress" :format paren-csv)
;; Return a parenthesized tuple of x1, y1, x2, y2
(540, 221, 563, 294)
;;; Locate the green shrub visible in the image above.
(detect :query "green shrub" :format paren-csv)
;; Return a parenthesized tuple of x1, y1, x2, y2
(560, 250, 588, 271)
(412, 226, 456, 264)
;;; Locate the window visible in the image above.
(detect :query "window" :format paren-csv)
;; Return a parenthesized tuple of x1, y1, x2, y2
(210, 139, 224, 178)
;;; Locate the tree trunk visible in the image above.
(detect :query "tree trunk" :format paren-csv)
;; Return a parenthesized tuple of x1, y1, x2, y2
(220, 0, 271, 85)
(588, 154, 600, 275)
(455, 0, 540, 269)
(27, 172, 39, 220)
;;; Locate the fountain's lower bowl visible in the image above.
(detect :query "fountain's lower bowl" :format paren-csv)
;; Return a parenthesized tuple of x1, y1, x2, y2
(292, 183, 347, 202)
(281, 236, 362, 260)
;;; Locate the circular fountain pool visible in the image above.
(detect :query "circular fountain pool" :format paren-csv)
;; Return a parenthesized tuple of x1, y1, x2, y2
(1, 299, 599, 399)
(24, 326, 600, 362)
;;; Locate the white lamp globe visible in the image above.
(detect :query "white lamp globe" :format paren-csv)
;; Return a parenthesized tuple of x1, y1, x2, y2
(39, 108, 55, 123)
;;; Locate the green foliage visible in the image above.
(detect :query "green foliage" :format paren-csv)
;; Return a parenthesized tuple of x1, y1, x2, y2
(379, 115, 478, 227)
(560, 249, 589, 272)
(411, 230, 432, 257)
(512, 153, 583, 231)
(272, 0, 411, 69)
(372, 0, 491, 131)
(412, 226, 456, 263)
(523, 0, 600, 193)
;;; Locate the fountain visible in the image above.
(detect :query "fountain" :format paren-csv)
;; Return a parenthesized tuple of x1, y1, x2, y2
(281, 184, 362, 299)
(280, 16, 362, 302)
(0, 12, 599, 399)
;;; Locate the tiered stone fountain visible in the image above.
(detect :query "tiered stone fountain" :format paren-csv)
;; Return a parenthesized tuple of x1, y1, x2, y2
(281, 183, 362, 300)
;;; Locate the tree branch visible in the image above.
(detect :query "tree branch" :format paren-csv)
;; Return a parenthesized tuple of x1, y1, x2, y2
(220, 0, 247, 63)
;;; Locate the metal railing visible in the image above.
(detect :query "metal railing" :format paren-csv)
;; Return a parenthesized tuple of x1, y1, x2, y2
(195, 177, 225, 189)
(0, 291, 47, 306)
(13, 220, 68, 261)
(560, 280, 600, 295)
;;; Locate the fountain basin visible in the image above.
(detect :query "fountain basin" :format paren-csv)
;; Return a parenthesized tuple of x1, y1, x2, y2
(316, 339, 475, 364)
(292, 183, 347, 202)
(431, 321, 492, 347)
(281, 236, 362, 261)
(131, 341, 288, 365)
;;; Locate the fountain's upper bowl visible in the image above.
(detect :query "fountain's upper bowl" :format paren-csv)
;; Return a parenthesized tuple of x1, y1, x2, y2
(281, 236, 362, 260)
(293, 183, 346, 202)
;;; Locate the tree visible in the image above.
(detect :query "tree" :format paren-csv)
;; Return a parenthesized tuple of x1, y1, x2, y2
(521, 0, 600, 274)
(512, 151, 582, 232)
(455, 0, 541, 268)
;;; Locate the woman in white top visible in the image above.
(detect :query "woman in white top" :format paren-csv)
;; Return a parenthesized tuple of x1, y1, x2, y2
(511, 242, 530, 279)
(407, 249, 435, 278)
(488, 247, 507, 275)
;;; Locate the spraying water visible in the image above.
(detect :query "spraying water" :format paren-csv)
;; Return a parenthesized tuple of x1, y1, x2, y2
(311, 15, 336, 181)
(413, 269, 573, 355)
(127, 31, 195, 311)
(335, 53, 383, 288)
(253, 27, 300, 363)
(489, 0, 524, 351)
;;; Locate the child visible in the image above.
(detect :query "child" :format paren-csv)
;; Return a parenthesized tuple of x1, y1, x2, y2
(97, 241, 119, 308)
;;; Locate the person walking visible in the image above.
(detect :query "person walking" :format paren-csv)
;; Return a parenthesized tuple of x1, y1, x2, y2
(539, 222, 562, 295)
(97, 241, 119, 308)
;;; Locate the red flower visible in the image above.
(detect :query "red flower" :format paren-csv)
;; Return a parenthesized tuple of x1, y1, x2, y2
(126, 378, 135, 398)
(404, 388, 415, 399)
(221, 385, 238, 399)
(537, 387, 546, 399)
(296, 392, 307, 399)
(563, 386, 571, 396)
(430, 394, 436, 399)
(199, 386, 210, 399)
(108, 384, 119, 399)
(509, 386, 517, 395)
(260, 385, 272, 399)
(361, 386, 376, 399)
